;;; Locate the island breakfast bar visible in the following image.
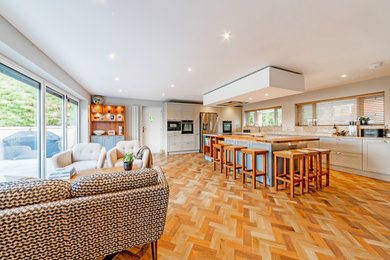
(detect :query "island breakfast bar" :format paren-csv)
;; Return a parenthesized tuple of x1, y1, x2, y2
(203, 134, 320, 187)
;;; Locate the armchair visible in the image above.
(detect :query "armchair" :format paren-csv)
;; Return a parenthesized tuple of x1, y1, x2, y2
(107, 140, 151, 169)
(51, 143, 106, 172)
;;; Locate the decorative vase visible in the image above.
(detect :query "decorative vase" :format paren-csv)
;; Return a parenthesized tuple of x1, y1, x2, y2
(123, 161, 132, 171)
(360, 119, 367, 125)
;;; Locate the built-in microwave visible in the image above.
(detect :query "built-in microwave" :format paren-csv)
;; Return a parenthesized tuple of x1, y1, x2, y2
(181, 120, 194, 134)
(167, 121, 181, 131)
(223, 121, 232, 134)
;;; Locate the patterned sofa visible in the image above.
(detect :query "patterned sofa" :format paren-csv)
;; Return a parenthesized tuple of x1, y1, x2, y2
(0, 166, 169, 260)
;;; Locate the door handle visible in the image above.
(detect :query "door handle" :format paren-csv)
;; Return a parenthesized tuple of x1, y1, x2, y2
(142, 126, 145, 133)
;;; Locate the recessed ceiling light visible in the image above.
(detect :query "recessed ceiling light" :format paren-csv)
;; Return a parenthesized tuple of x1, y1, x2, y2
(187, 67, 192, 72)
(118, 89, 122, 93)
(222, 31, 231, 40)
(341, 74, 347, 78)
(115, 77, 119, 81)
(249, 97, 253, 100)
(170, 84, 175, 88)
(108, 53, 115, 60)
(265, 93, 269, 97)
(162, 93, 166, 97)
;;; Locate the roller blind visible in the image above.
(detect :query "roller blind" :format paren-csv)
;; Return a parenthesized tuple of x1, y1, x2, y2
(296, 93, 384, 125)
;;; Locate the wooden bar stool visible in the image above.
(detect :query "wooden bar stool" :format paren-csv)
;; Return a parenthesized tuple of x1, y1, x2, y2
(273, 150, 305, 198)
(213, 143, 231, 173)
(241, 148, 267, 189)
(224, 145, 246, 179)
(304, 148, 330, 189)
(294, 149, 319, 192)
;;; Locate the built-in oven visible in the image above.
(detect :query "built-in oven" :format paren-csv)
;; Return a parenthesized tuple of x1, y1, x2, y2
(167, 121, 181, 131)
(223, 121, 232, 134)
(181, 120, 194, 134)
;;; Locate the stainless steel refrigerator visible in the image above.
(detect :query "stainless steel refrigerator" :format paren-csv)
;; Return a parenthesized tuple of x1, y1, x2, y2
(199, 112, 219, 152)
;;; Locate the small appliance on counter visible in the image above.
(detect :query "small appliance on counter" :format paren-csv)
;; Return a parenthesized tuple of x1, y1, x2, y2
(348, 120, 358, 136)
(222, 121, 232, 134)
(361, 128, 384, 137)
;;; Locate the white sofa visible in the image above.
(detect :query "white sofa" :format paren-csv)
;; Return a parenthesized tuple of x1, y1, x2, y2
(107, 140, 150, 169)
(51, 143, 106, 172)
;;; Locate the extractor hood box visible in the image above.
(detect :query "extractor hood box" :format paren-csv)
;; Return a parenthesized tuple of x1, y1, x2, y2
(203, 66, 304, 106)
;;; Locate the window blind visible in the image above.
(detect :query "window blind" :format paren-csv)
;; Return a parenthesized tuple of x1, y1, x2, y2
(296, 92, 385, 125)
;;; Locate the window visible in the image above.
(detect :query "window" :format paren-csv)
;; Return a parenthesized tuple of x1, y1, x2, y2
(0, 60, 79, 179)
(296, 93, 385, 125)
(0, 63, 41, 179)
(245, 107, 282, 126)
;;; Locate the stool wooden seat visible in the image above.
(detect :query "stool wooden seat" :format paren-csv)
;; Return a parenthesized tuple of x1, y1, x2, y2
(273, 150, 305, 198)
(224, 145, 247, 179)
(213, 143, 231, 173)
(304, 148, 330, 189)
(241, 148, 267, 189)
(293, 149, 319, 192)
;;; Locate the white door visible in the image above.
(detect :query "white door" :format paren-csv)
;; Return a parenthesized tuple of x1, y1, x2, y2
(142, 106, 162, 153)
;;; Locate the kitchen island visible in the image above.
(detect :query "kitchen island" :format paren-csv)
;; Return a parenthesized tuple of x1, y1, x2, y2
(203, 134, 320, 187)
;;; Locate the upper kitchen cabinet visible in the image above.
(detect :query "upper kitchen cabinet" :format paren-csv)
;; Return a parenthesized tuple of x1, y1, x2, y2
(166, 102, 196, 120)
(166, 103, 182, 120)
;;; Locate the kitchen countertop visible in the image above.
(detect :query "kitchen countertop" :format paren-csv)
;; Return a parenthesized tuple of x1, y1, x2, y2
(204, 134, 320, 143)
(231, 132, 390, 140)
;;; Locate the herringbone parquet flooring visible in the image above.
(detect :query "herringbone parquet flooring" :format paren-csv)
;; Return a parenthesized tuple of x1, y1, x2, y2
(106, 153, 390, 260)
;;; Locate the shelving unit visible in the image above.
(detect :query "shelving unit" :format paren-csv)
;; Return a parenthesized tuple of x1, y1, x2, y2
(89, 105, 125, 150)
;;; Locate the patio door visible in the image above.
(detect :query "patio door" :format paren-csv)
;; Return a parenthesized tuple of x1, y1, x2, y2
(0, 63, 41, 179)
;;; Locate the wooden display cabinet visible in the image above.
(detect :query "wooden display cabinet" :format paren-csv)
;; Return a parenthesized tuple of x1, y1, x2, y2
(90, 105, 125, 138)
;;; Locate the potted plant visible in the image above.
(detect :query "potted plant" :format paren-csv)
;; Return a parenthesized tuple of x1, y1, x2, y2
(122, 153, 134, 171)
(359, 116, 370, 125)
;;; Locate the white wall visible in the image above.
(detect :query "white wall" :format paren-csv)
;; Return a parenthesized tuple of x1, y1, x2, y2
(243, 75, 390, 131)
(0, 15, 90, 142)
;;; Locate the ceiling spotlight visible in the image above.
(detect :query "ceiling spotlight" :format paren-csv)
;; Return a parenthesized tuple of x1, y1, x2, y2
(249, 97, 253, 100)
(118, 89, 122, 93)
(108, 53, 115, 60)
(187, 67, 192, 72)
(115, 77, 119, 81)
(265, 93, 269, 97)
(162, 93, 166, 97)
(170, 84, 175, 88)
(222, 31, 231, 40)
(341, 74, 347, 78)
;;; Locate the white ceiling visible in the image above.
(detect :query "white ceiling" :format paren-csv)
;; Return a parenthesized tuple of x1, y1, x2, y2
(0, 0, 390, 102)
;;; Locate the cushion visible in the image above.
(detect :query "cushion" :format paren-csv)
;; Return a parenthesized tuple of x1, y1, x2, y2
(67, 160, 98, 172)
(116, 140, 140, 157)
(71, 168, 158, 198)
(0, 179, 70, 210)
(114, 158, 143, 169)
(72, 143, 102, 162)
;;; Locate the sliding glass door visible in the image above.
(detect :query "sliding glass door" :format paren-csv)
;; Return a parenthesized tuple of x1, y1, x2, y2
(0, 60, 80, 180)
(45, 87, 64, 174)
(0, 63, 41, 179)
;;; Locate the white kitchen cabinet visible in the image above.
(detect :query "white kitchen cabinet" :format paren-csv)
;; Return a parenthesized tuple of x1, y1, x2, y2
(331, 151, 362, 170)
(167, 103, 182, 120)
(363, 139, 390, 175)
(181, 104, 194, 120)
(320, 137, 363, 170)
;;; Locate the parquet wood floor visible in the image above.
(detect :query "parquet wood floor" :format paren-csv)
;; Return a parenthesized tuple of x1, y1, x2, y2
(105, 153, 390, 260)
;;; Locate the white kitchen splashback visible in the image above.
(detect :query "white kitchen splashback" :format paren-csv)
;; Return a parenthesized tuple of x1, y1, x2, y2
(203, 66, 304, 106)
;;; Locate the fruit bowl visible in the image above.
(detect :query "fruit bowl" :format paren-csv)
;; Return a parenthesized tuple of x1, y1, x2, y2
(93, 130, 105, 135)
